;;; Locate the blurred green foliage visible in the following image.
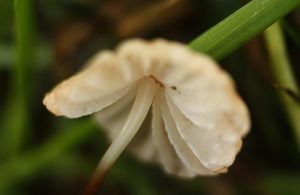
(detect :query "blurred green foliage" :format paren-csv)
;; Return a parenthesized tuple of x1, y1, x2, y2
(0, 0, 300, 194)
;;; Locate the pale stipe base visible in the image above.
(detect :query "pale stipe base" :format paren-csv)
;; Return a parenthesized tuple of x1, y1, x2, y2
(83, 78, 157, 195)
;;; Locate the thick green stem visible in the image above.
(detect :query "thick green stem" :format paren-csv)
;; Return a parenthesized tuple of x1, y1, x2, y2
(264, 22, 300, 147)
(189, 0, 300, 60)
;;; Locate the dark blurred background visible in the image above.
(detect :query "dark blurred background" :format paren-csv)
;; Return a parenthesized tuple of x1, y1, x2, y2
(0, 0, 300, 194)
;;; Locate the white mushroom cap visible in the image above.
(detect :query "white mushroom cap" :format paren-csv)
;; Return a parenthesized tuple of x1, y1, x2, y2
(43, 39, 250, 178)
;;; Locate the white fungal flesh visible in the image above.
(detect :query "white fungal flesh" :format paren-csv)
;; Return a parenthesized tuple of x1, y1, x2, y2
(43, 39, 250, 178)
(152, 91, 196, 177)
(159, 92, 215, 175)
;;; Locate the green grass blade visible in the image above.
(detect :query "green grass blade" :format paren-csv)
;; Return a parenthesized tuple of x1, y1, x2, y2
(0, 119, 98, 191)
(189, 0, 300, 60)
(3, 0, 37, 157)
(264, 22, 300, 147)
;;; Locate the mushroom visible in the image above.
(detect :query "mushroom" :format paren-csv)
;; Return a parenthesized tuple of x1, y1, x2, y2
(43, 39, 250, 193)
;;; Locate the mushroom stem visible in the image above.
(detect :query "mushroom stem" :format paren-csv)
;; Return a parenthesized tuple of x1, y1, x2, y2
(83, 78, 157, 195)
